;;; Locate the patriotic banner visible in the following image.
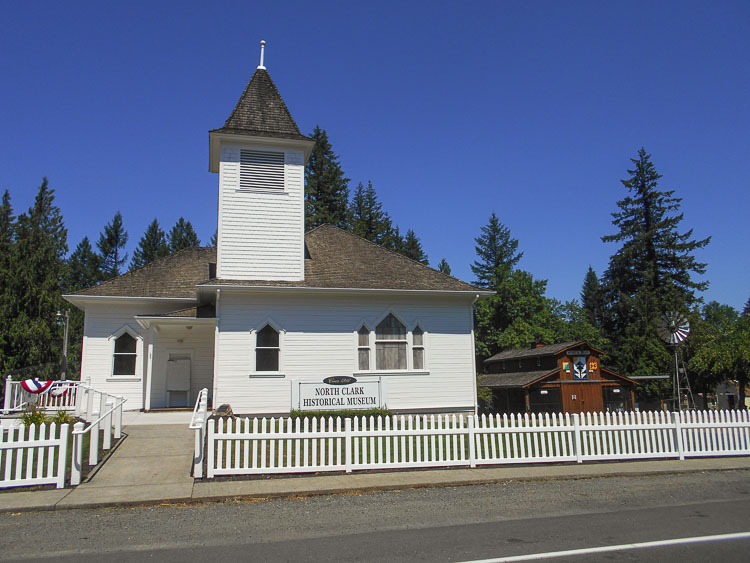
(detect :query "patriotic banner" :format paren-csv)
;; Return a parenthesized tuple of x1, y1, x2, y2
(20, 379, 54, 394)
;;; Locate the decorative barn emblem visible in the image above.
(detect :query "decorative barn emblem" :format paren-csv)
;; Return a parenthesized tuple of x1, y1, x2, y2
(573, 357, 588, 379)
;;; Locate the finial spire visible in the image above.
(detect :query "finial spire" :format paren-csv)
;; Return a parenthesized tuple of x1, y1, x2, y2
(257, 40, 266, 70)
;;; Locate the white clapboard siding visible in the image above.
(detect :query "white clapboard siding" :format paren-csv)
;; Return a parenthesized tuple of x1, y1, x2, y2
(0, 423, 69, 489)
(214, 292, 477, 413)
(204, 410, 750, 478)
(217, 144, 304, 281)
(80, 301, 192, 409)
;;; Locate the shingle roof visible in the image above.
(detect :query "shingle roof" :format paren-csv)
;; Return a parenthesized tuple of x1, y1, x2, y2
(484, 342, 584, 363)
(142, 304, 217, 318)
(478, 370, 559, 388)
(72, 225, 485, 298)
(71, 246, 216, 299)
(211, 68, 310, 141)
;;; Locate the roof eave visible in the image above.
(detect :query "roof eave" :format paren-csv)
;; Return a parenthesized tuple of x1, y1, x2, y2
(209, 131, 316, 172)
(196, 284, 493, 298)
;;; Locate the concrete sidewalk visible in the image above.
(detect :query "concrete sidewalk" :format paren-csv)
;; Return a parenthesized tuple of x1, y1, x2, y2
(2, 434, 750, 512)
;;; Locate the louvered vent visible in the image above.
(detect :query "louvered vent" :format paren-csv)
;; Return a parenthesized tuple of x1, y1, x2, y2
(239, 150, 285, 190)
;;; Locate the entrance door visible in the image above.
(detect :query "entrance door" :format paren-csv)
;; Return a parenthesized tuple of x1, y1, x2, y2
(563, 383, 603, 414)
(166, 354, 191, 407)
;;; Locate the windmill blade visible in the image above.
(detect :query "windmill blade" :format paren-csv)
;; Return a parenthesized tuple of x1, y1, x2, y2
(658, 312, 690, 345)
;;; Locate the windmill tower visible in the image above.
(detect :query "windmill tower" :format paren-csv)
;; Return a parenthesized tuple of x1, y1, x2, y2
(657, 312, 693, 411)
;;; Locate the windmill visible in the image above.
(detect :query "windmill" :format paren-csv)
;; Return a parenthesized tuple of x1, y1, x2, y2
(657, 312, 693, 411)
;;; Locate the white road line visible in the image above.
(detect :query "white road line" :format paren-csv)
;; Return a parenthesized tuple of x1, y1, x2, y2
(457, 531, 750, 562)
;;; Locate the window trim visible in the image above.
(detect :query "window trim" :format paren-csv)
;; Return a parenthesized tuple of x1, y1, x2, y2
(353, 311, 429, 375)
(108, 325, 142, 378)
(250, 318, 285, 375)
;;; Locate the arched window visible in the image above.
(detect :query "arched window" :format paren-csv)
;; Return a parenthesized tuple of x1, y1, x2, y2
(113, 332, 137, 376)
(412, 326, 424, 370)
(357, 325, 370, 371)
(256, 325, 280, 371)
(376, 314, 407, 370)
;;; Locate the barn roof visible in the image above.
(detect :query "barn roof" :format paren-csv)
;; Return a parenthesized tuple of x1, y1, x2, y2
(478, 370, 559, 389)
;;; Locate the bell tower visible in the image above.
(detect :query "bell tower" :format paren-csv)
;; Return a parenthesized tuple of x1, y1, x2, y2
(209, 41, 314, 281)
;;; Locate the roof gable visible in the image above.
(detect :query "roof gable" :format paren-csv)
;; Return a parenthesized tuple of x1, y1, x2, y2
(212, 68, 309, 141)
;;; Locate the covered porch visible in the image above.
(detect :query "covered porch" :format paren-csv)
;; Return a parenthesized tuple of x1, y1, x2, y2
(137, 307, 216, 411)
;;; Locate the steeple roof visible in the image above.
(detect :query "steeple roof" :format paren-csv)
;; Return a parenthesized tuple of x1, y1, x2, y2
(211, 68, 310, 141)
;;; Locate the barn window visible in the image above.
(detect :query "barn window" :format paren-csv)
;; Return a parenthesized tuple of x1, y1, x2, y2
(357, 325, 371, 371)
(256, 325, 280, 371)
(376, 314, 407, 370)
(239, 149, 285, 191)
(113, 332, 137, 376)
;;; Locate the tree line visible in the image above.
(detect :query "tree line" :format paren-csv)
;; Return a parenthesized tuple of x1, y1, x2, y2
(470, 148, 748, 408)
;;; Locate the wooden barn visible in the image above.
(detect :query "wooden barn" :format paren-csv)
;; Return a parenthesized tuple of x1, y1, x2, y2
(478, 341, 637, 415)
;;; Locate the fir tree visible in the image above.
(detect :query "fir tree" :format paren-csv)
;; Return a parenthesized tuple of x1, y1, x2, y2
(350, 181, 394, 246)
(167, 217, 200, 253)
(437, 258, 451, 275)
(131, 219, 169, 269)
(400, 229, 429, 264)
(64, 236, 102, 378)
(3, 179, 68, 374)
(580, 266, 605, 329)
(210, 229, 217, 247)
(470, 212, 523, 290)
(601, 148, 710, 386)
(97, 211, 129, 278)
(305, 126, 350, 230)
(743, 297, 750, 317)
(0, 190, 15, 371)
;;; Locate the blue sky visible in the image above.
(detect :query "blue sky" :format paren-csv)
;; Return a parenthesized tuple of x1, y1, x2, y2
(1, 1, 748, 310)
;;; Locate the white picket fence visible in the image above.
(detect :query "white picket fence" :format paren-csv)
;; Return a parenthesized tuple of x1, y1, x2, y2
(0, 423, 70, 488)
(205, 410, 750, 478)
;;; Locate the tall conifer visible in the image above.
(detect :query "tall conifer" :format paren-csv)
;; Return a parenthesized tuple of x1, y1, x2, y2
(580, 266, 605, 329)
(305, 126, 350, 230)
(349, 181, 394, 246)
(131, 219, 169, 269)
(601, 148, 710, 384)
(167, 217, 200, 253)
(400, 229, 429, 264)
(97, 211, 129, 278)
(437, 258, 451, 275)
(470, 212, 523, 290)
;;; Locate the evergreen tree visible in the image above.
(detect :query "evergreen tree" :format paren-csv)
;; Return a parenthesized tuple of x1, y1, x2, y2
(580, 266, 605, 329)
(305, 126, 350, 230)
(3, 179, 67, 374)
(167, 217, 200, 253)
(470, 212, 523, 290)
(131, 219, 169, 269)
(210, 229, 217, 247)
(350, 181, 394, 246)
(97, 211, 129, 278)
(399, 229, 429, 264)
(437, 258, 451, 275)
(0, 190, 16, 371)
(66, 237, 102, 291)
(64, 236, 102, 378)
(601, 148, 710, 388)
(743, 297, 750, 317)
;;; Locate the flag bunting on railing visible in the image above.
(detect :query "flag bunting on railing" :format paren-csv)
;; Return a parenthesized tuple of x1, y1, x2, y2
(20, 379, 54, 394)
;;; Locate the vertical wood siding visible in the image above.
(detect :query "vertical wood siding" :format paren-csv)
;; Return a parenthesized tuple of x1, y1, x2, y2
(214, 292, 477, 414)
(216, 143, 305, 281)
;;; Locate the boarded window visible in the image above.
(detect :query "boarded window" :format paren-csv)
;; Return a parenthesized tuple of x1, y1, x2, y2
(113, 332, 137, 375)
(376, 314, 407, 370)
(358, 325, 370, 371)
(256, 325, 280, 371)
(239, 150, 284, 190)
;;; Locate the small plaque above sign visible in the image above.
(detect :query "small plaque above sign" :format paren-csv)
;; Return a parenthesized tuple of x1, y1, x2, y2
(567, 349, 590, 357)
(323, 376, 357, 385)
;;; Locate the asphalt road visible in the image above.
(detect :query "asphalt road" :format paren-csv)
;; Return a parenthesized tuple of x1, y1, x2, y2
(2, 469, 750, 562)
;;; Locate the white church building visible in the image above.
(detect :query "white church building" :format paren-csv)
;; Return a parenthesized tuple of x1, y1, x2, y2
(64, 52, 490, 415)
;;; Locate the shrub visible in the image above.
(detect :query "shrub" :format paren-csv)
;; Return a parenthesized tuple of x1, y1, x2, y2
(20, 406, 47, 427)
(50, 410, 74, 424)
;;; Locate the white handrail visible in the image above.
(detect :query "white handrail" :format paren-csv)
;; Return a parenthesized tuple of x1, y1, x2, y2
(189, 388, 209, 478)
(70, 391, 127, 486)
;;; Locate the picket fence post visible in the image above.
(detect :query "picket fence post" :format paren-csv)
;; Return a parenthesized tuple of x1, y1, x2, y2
(206, 419, 215, 478)
(193, 424, 204, 478)
(468, 416, 476, 468)
(345, 418, 353, 473)
(71, 422, 84, 486)
(57, 424, 70, 488)
(672, 412, 685, 460)
(573, 414, 583, 463)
